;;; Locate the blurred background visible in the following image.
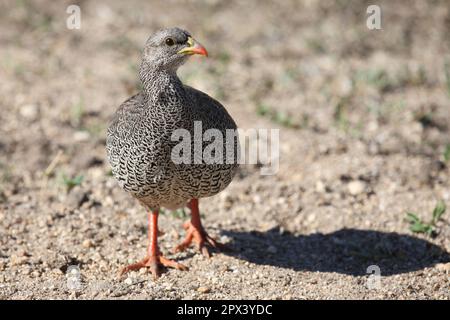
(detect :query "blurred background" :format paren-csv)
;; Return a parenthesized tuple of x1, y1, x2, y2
(0, 0, 449, 299)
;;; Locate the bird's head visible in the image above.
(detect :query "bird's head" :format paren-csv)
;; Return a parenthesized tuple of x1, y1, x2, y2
(141, 27, 208, 72)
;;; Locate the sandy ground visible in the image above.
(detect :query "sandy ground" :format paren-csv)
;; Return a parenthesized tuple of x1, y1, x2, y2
(0, 0, 450, 299)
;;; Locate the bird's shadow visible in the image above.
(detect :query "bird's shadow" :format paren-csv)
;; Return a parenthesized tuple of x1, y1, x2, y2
(221, 228, 450, 276)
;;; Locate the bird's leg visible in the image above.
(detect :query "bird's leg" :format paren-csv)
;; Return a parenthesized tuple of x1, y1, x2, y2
(119, 210, 188, 278)
(173, 199, 226, 257)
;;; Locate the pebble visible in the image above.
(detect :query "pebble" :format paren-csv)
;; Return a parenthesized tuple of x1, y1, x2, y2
(315, 180, 326, 193)
(82, 239, 94, 248)
(165, 284, 174, 291)
(211, 277, 219, 284)
(20, 104, 39, 120)
(197, 286, 211, 294)
(22, 267, 32, 275)
(436, 263, 450, 272)
(124, 277, 133, 285)
(73, 131, 90, 142)
(139, 268, 147, 275)
(103, 196, 114, 207)
(306, 213, 316, 223)
(252, 195, 261, 203)
(31, 271, 41, 278)
(347, 180, 366, 195)
(10, 254, 28, 266)
(268, 245, 277, 254)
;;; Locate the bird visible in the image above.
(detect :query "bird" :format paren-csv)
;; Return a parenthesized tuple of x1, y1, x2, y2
(106, 27, 239, 278)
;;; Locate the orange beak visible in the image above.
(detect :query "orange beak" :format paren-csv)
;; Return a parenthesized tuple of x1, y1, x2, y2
(177, 37, 208, 57)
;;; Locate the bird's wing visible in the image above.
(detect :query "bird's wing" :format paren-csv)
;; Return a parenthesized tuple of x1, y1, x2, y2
(107, 93, 169, 192)
(106, 93, 144, 161)
(184, 85, 237, 131)
(175, 86, 239, 197)
(106, 93, 144, 182)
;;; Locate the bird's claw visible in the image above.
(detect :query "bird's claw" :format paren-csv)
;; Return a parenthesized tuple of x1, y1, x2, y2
(173, 221, 227, 257)
(119, 254, 188, 279)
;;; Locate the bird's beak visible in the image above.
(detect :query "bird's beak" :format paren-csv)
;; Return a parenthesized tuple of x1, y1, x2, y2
(177, 37, 208, 57)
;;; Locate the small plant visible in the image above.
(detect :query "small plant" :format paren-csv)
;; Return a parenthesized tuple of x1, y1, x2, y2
(273, 111, 293, 127)
(444, 62, 450, 97)
(62, 174, 84, 192)
(305, 37, 326, 54)
(444, 144, 450, 162)
(159, 208, 187, 219)
(70, 98, 85, 128)
(255, 103, 301, 129)
(85, 122, 106, 138)
(217, 51, 231, 64)
(355, 69, 392, 92)
(406, 200, 446, 236)
(256, 103, 270, 116)
(171, 208, 188, 219)
(334, 98, 350, 131)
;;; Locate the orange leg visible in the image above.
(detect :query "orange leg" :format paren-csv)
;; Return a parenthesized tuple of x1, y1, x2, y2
(173, 199, 226, 257)
(120, 209, 188, 278)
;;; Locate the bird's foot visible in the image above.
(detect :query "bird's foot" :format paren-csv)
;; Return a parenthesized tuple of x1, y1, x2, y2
(119, 254, 188, 279)
(173, 221, 226, 257)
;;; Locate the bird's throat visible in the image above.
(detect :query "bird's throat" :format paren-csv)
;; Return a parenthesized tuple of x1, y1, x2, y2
(140, 67, 185, 105)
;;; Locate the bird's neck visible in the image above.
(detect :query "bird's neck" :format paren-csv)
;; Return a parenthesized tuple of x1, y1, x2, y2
(139, 64, 185, 104)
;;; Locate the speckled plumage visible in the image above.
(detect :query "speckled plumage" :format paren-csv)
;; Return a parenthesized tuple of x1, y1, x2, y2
(106, 28, 239, 210)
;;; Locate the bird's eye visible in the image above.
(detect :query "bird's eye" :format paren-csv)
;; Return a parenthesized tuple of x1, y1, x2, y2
(165, 38, 175, 46)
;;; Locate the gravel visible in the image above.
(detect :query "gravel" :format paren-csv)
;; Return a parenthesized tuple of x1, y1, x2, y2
(0, 0, 450, 300)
